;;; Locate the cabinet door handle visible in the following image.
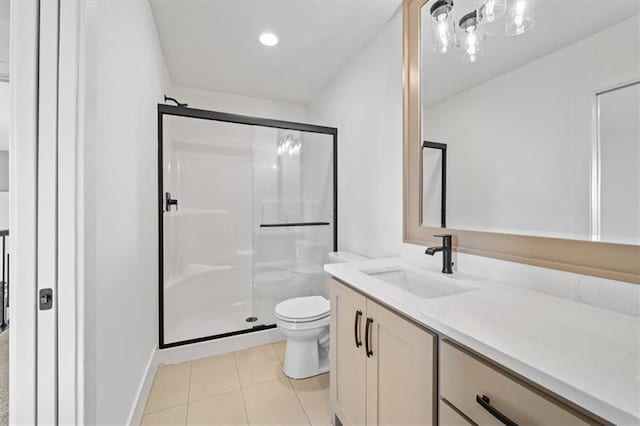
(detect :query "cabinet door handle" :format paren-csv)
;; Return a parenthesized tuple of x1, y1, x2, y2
(365, 317, 374, 357)
(354, 310, 363, 347)
(476, 395, 518, 426)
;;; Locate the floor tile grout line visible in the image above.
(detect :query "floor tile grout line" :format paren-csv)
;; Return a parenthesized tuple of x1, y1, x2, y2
(288, 377, 313, 426)
(237, 344, 285, 390)
(185, 361, 193, 425)
(140, 403, 190, 425)
(142, 364, 192, 417)
(233, 350, 251, 424)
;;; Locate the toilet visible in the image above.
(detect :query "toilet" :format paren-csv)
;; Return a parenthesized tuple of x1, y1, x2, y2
(275, 295, 331, 379)
(274, 251, 367, 379)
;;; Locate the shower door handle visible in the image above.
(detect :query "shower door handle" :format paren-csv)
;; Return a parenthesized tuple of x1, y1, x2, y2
(165, 192, 178, 212)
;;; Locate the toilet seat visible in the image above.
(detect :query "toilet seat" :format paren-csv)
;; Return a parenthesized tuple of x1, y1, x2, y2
(274, 296, 329, 323)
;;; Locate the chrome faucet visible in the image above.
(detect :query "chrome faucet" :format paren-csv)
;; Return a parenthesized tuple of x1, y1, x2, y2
(425, 234, 453, 274)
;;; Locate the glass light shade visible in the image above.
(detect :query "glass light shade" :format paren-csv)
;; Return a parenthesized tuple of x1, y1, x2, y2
(430, 0, 455, 53)
(505, 0, 535, 36)
(477, 0, 507, 23)
(458, 11, 483, 63)
(459, 30, 483, 63)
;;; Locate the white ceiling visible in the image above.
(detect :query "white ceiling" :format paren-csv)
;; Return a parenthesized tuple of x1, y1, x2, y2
(421, 0, 639, 106)
(150, 0, 402, 104)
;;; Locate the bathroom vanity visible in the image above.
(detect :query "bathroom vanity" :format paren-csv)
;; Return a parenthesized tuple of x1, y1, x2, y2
(326, 258, 639, 426)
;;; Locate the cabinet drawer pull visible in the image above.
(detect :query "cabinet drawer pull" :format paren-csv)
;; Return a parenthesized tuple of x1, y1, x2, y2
(476, 395, 518, 426)
(354, 310, 363, 347)
(365, 317, 374, 357)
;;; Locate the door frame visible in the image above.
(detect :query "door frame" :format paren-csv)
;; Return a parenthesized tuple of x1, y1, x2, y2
(157, 103, 338, 349)
(10, 0, 39, 422)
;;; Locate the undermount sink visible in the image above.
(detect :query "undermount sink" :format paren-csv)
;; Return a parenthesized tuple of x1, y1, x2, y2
(364, 267, 476, 299)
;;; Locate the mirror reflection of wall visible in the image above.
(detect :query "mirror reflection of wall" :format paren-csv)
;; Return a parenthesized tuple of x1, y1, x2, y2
(422, 142, 446, 228)
(596, 82, 640, 245)
(420, 0, 640, 244)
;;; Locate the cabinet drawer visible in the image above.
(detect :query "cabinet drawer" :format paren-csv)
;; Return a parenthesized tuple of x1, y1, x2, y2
(440, 400, 472, 426)
(440, 341, 594, 425)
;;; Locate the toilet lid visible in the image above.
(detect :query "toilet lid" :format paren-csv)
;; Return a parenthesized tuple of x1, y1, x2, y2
(274, 296, 330, 322)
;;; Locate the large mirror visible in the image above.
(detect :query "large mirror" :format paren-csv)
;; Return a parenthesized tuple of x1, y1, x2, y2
(419, 0, 640, 246)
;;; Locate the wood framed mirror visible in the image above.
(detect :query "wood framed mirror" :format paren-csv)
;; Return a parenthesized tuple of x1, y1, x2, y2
(403, 0, 640, 283)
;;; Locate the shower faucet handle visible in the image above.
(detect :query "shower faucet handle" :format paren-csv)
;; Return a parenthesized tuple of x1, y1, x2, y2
(165, 192, 178, 212)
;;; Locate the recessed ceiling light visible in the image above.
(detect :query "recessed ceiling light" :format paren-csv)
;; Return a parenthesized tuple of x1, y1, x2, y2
(259, 32, 279, 47)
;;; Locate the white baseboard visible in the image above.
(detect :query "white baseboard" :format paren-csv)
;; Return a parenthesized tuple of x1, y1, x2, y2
(127, 346, 159, 426)
(156, 327, 285, 366)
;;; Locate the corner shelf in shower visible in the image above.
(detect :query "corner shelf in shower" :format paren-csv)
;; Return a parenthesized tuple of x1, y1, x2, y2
(165, 263, 232, 290)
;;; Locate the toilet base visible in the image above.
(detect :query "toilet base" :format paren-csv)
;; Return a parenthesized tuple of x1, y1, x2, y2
(282, 339, 330, 379)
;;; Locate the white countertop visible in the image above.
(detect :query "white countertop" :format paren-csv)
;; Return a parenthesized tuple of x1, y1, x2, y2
(325, 257, 640, 425)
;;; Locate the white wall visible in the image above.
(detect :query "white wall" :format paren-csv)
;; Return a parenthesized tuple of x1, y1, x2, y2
(0, 81, 9, 229)
(82, 0, 170, 423)
(307, 11, 403, 258)
(171, 85, 307, 123)
(0, 0, 8, 80)
(423, 17, 640, 241)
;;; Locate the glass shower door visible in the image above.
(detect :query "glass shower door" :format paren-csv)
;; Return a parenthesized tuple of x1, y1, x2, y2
(250, 128, 335, 326)
(159, 104, 336, 348)
(161, 114, 257, 346)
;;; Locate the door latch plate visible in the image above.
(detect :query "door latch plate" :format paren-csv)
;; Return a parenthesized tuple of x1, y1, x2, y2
(39, 288, 53, 310)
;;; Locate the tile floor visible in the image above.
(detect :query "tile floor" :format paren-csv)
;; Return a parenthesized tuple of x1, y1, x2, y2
(141, 342, 330, 426)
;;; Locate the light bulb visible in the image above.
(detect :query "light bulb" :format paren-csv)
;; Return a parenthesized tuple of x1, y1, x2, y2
(259, 32, 279, 47)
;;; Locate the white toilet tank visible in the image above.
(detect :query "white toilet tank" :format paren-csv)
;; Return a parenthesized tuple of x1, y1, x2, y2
(322, 251, 368, 296)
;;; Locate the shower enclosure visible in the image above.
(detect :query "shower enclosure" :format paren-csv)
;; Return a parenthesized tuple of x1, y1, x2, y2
(158, 103, 337, 348)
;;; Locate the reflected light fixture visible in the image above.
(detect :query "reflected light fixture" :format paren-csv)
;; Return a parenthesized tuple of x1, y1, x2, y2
(259, 32, 279, 47)
(458, 11, 483, 63)
(505, 0, 535, 36)
(429, 0, 534, 63)
(430, 0, 455, 53)
(477, 0, 506, 23)
(277, 135, 301, 157)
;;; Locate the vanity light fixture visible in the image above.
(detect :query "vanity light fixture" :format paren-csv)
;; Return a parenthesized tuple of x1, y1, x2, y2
(430, 0, 456, 53)
(505, 0, 535, 36)
(429, 0, 534, 63)
(259, 32, 279, 47)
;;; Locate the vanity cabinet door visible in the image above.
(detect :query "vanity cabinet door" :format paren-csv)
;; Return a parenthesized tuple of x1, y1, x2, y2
(365, 299, 436, 426)
(330, 279, 368, 426)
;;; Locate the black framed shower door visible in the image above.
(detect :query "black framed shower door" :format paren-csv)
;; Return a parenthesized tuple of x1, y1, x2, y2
(158, 103, 338, 349)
